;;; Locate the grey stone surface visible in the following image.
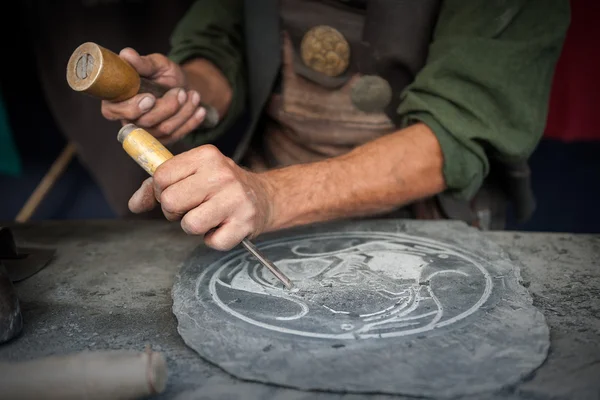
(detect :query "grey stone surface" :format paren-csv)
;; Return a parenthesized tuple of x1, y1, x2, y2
(173, 220, 549, 398)
(0, 220, 597, 400)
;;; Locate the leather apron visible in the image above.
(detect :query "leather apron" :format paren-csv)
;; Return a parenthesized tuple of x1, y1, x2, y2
(246, 0, 395, 171)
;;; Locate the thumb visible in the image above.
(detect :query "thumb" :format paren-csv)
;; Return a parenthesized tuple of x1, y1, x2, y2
(119, 47, 166, 79)
(128, 177, 158, 213)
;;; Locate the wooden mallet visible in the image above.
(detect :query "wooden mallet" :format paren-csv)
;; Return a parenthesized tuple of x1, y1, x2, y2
(66, 42, 220, 127)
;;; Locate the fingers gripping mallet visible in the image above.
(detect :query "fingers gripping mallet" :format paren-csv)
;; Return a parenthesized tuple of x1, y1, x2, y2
(117, 124, 294, 290)
(66, 42, 220, 128)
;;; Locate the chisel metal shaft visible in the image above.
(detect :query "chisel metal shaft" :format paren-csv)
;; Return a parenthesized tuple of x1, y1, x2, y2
(240, 239, 293, 289)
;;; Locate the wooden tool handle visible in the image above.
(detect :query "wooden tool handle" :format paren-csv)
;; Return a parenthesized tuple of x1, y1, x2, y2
(138, 77, 169, 99)
(67, 42, 219, 128)
(118, 124, 172, 176)
(0, 349, 167, 400)
(15, 143, 77, 223)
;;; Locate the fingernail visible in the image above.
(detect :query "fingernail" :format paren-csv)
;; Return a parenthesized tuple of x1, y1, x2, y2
(138, 97, 154, 112)
(194, 107, 206, 120)
(177, 89, 187, 105)
(192, 91, 200, 106)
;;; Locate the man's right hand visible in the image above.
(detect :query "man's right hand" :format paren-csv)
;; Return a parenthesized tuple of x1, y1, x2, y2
(101, 48, 206, 144)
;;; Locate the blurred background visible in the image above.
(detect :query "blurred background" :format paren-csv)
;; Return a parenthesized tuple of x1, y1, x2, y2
(0, 0, 598, 233)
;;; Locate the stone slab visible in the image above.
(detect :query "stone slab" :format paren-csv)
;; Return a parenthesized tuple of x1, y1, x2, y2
(172, 220, 550, 398)
(0, 220, 597, 399)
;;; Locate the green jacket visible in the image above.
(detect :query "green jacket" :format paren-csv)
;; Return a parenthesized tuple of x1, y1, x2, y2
(168, 0, 569, 201)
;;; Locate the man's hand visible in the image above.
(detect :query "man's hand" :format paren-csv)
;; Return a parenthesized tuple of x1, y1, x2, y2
(101, 48, 206, 144)
(128, 145, 274, 251)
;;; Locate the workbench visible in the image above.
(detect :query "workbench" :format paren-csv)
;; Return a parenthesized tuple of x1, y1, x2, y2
(0, 220, 598, 400)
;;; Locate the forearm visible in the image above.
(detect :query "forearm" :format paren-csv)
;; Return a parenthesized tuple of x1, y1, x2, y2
(182, 58, 233, 118)
(261, 123, 446, 231)
(168, 0, 243, 120)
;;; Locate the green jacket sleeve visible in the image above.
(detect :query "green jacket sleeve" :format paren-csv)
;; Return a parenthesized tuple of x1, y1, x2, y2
(397, 0, 570, 199)
(168, 0, 246, 146)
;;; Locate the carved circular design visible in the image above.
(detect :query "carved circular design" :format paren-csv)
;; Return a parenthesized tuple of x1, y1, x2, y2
(300, 25, 350, 77)
(200, 232, 491, 340)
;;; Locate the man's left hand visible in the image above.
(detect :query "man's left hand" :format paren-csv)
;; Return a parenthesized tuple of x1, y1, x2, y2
(128, 145, 274, 251)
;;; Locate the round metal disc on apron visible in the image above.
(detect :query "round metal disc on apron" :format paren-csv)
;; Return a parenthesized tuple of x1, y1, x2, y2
(351, 75, 393, 113)
(300, 25, 350, 77)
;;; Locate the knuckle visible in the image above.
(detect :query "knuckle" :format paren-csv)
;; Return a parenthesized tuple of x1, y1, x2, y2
(122, 108, 140, 121)
(244, 205, 258, 221)
(231, 181, 247, 197)
(217, 169, 236, 185)
(159, 188, 178, 213)
(198, 144, 221, 160)
(181, 215, 206, 236)
(236, 202, 258, 225)
(162, 209, 181, 222)
(149, 53, 168, 67)
(153, 168, 169, 189)
(206, 234, 235, 252)
(156, 123, 173, 136)
(100, 105, 114, 120)
(166, 97, 181, 114)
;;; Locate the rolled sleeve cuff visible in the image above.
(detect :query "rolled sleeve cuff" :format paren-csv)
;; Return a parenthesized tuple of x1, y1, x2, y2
(404, 112, 485, 200)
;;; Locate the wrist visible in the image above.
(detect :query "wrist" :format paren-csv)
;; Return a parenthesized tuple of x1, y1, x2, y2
(257, 163, 321, 232)
(181, 58, 232, 117)
(254, 170, 283, 234)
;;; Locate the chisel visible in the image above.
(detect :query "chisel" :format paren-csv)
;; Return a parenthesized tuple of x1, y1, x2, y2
(117, 124, 294, 290)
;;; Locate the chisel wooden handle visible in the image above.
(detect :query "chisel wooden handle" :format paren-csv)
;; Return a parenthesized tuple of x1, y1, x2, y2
(118, 124, 174, 175)
(0, 349, 167, 400)
(66, 42, 219, 128)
